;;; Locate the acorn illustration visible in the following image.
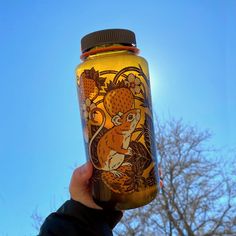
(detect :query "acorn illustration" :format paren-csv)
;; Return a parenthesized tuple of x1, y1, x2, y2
(104, 81, 134, 117)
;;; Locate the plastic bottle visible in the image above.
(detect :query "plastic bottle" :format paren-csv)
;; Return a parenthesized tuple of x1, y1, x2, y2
(76, 29, 158, 210)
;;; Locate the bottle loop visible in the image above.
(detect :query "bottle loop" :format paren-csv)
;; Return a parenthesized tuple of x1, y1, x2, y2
(80, 45, 140, 60)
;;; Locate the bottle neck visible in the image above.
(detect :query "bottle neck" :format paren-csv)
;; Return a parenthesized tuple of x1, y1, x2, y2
(80, 43, 140, 61)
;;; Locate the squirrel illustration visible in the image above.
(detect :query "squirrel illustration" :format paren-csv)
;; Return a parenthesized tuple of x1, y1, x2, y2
(88, 108, 141, 177)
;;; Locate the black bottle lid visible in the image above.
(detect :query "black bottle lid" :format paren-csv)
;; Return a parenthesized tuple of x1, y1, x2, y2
(81, 29, 136, 53)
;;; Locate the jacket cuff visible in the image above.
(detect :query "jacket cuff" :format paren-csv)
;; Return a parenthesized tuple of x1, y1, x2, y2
(57, 199, 123, 229)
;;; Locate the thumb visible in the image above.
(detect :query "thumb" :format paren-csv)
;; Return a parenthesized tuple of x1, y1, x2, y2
(70, 162, 92, 193)
(69, 161, 102, 209)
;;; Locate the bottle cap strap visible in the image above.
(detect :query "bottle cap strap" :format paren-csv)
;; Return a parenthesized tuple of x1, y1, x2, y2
(80, 46, 140, 60)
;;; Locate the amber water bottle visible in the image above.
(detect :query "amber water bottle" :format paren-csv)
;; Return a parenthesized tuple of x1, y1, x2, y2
(76, 29, 159, 210)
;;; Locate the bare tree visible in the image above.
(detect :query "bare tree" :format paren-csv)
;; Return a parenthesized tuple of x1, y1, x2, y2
(31, 207, 44, 232)
(115, 119, 236, 236)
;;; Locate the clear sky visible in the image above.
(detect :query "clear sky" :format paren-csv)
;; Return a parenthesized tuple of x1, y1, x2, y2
(0, 0, 235, 235)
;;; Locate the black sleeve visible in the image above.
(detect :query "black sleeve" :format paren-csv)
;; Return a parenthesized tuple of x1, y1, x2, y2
(38, 199, 123, 236)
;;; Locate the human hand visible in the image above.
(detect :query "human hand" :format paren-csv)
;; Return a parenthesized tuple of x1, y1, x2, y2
(69, 161, 102, 210)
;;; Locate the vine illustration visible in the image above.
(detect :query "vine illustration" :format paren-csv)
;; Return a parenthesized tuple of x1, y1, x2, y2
(78, 65, 157, 194)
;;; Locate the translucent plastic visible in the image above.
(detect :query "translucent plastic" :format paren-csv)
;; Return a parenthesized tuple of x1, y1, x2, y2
(76, 49, 158, 210)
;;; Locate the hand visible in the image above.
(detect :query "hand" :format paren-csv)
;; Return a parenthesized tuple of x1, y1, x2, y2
(69, 161, 102, 210)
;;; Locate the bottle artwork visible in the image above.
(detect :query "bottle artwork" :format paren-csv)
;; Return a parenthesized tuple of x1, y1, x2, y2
(78, 66, 157, 195)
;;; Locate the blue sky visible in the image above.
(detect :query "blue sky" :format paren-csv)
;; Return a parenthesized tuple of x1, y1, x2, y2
(0, 0, 235, 235)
